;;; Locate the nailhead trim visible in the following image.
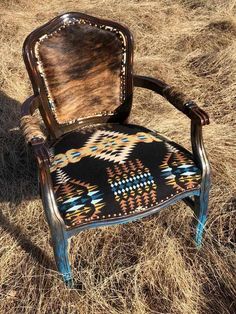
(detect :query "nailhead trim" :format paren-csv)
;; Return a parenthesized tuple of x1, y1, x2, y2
(69, 185, 201, 227)
(35, 18, 127, 126)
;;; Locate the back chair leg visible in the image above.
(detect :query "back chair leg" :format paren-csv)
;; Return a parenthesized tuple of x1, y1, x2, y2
(51, 228, 73, 287)
(194, 189, 209, 247)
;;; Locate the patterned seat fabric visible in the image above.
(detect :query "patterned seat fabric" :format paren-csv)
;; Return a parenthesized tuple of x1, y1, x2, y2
(49, 124, 201, 229)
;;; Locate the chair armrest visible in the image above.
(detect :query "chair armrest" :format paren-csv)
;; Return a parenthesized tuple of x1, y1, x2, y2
(134, 74, 211, 192)
(21, 95, 50, 164)
(133, 75, 209, 126)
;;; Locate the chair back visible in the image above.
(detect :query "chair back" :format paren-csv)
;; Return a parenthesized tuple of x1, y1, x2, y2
(23, 12, 133, 137)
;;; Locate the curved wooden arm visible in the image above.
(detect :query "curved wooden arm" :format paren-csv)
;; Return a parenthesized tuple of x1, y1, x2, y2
(21, 95, 50, 164)
(134, 74, 211, 193)
(21, 95, 39, 116)
(133, 75, 209, 126)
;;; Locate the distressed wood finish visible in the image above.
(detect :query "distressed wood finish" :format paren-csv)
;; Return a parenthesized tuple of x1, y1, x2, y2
(133, 75, 210, 126)
(191, 122, 211, 246)
(21, 13, 211, 286)
(133, 75, 211, 245)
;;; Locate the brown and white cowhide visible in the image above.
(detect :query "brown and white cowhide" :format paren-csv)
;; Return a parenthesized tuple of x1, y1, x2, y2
(37, 23, 125, 124)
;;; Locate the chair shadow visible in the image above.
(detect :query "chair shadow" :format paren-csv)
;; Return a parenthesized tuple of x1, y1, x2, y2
(0, 210, 54, 269)
(0, 91, 39, 203)
(0, 91, 55, 271)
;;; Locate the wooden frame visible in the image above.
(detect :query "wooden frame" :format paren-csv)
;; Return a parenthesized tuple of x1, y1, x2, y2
(23, 12, 133, 138)
(21, 12, 210, 287)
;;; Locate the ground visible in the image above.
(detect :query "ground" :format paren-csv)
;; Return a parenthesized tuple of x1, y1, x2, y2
(0, 0, 235, 313)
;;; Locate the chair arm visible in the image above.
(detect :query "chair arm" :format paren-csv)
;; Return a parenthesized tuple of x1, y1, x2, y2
(134, 74, 211, 187)
(21, 95, 50, 165)
(133, 75, 209, 126)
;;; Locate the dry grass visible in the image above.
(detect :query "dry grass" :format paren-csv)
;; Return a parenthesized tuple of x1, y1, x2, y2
(0, 0, 236, 313)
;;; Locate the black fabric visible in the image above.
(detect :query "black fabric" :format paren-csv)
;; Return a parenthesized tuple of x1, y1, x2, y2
(49, 123, 201, 228)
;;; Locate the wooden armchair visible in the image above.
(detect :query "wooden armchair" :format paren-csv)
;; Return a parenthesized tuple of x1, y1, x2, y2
(21, 12, 210, 286)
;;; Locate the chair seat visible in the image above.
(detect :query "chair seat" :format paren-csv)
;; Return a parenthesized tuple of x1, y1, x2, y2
(49, 123, 201, 229)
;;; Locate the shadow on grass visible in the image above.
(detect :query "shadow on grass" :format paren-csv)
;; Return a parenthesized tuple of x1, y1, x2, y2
(0, 91, 38, 204)
(0, 210, 55, 269)
(0, 91, 55, 271)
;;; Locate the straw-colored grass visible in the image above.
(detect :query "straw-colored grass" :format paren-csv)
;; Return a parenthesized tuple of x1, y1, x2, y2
(0, 1, 235, 313)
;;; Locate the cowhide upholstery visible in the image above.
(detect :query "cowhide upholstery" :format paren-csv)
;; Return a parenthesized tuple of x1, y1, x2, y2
(36, 22, 125, 124)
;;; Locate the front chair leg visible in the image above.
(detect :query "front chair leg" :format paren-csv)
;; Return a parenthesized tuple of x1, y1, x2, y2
(51, 231, 73, 287)
(191, 120, 211, 247)
(194, 188, 209, 247)
(39, 163, 74, 287)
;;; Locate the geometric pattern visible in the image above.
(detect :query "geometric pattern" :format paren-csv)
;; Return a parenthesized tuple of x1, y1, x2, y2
(50, 130, 162, 172)
(53, 169, 104, 227)
(49, 123, 202, 229)
(107, 159, 157, 214)
(160, 143, 201, 193)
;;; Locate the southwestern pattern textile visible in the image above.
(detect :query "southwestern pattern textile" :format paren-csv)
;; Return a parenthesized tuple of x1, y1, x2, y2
(49, 123, 201, 228)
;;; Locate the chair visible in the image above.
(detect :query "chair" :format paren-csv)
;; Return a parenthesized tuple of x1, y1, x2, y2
(21, 12, 210, 286)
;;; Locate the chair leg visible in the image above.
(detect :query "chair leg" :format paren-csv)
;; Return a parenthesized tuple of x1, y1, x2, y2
(194, 188, 209, 247)
(51, 231, 73, 287)
(39, 165, 74, 287)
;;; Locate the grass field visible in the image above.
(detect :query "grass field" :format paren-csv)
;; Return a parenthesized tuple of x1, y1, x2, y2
(0, 0, 235, 313)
